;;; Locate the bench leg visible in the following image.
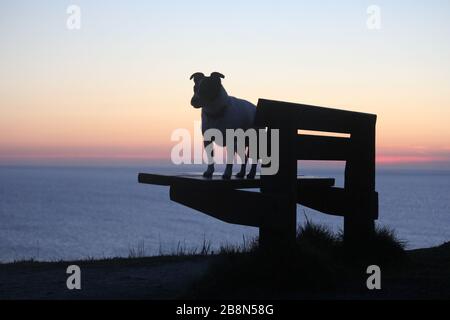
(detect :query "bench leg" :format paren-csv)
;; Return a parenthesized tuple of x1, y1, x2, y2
(344, 215, 375, 248)
(259, 226, 296, 251)
(259, 198, 297, 251)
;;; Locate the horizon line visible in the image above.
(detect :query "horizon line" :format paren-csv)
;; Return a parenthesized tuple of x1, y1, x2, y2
(0, 156, 449, 170)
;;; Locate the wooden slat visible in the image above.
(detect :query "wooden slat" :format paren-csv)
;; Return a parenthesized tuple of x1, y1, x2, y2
(139, 173, 261, 188)
(297, 187, 378, 219)
(138, 173, 335, 189)
(297, 134, 350, 160)
(256, 99, 377, 134)
(170, 184, 280, 227)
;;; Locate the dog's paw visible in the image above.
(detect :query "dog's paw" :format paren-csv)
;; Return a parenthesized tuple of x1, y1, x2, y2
(203, 170, 213, 179)
(247, 172, 256, 180)
(235, 171, 246, 179)
(247, 165, 257, 180)
(222, 172, 232, 180)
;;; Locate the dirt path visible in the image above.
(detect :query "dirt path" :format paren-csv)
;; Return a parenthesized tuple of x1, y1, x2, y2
(0, 256, 213, 300)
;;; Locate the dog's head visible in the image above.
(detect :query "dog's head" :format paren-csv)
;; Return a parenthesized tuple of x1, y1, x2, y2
(190, 72, 225, 109)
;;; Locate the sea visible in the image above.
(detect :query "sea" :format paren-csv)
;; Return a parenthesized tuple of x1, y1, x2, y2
(0, 164, 449, 263)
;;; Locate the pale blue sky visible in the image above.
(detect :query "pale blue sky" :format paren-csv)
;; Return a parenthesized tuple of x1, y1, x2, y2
(0, 1, 449, 166)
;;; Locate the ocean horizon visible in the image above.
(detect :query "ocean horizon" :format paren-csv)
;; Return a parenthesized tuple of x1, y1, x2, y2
(0, 164, 449, 263)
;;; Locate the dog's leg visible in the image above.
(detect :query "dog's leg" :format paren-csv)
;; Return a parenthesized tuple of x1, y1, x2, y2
(222, 137, 234, 180)
(247, 163, 257, 179)
(203, 140, 215, 178)
(246, 131, 258, 179)
(236, 163, 247, 179)
(236, 147, 248, 179)
(222, 164, 233, 180)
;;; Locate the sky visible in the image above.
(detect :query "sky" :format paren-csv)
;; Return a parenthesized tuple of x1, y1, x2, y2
(0, 0, 449, 168)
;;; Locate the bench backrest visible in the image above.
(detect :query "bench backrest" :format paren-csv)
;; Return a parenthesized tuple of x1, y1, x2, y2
(254, 99, 377, 246)
(255, 99, 376, 191)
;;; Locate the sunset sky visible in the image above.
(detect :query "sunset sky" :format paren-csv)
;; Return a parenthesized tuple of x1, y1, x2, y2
(1, 0, 449, 168)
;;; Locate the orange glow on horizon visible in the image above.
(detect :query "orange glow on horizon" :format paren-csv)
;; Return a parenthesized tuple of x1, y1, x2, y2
(376, 155, 447, 165)
(1, 151, 448, 167)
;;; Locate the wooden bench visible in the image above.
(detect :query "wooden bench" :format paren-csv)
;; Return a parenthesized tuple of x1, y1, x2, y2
(139, 99, 378, 249)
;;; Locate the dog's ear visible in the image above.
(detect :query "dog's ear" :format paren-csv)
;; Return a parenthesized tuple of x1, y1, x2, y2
(190, 72, 205, 83)
(210, 72, 225, 79)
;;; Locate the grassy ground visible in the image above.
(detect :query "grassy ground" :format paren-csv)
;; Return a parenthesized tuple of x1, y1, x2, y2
(188, 222, 412, 299)
(1, 223, 449, 300)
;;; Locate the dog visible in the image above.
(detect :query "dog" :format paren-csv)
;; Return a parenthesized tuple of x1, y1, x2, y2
(190, 72, 257, 180)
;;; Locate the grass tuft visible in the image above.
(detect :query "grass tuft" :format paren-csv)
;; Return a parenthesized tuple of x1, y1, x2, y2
(128, 240, 146, 259)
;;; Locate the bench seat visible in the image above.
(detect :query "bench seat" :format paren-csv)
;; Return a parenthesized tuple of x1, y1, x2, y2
(138, 173, 335, 189)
